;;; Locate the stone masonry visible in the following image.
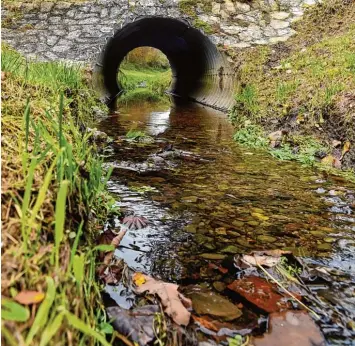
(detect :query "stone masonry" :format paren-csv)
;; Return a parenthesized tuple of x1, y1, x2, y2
(2, 0, 321, 63)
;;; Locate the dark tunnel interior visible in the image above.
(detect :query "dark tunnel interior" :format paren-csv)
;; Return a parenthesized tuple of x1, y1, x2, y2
(95, 17, 236, 112)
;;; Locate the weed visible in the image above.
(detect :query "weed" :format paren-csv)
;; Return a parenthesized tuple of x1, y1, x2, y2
(233, 124, 268, 149)
(126, 128, 147, 140)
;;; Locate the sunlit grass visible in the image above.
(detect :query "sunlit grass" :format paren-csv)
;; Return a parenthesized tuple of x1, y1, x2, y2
(1, 45, 117, 345)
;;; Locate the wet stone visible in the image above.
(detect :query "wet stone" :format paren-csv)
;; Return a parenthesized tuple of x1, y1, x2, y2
(213, 281, 226, 292)
(310, 230, 326, 238)
(220, 245, 241, 254)
(199, 253, 226, 260)
(317, 243, 332, 251)
(257, 235, 277, 243)
(188, 288, 242, 321)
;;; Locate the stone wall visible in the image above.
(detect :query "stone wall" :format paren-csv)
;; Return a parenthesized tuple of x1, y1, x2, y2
(2, 0, 320, 63)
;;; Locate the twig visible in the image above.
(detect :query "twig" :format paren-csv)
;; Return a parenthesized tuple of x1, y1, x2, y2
(257, 263, 321, 320)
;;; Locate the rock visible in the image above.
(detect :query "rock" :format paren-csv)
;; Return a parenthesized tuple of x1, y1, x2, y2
(181, 196, 198, 203)
(310, 230, 327, 238)
(270, 11, 290, 20)
(215, 227, 227, 235)
(228, 277, 289, 313)
(252, 311, 325, 346)
(221, 245, 241, 254)
(213, 281, 226, 292)
(184, 224, 197, 234)
(251, 212, 270, 221)
(270, 19, 290, 29)
(257, 235, 277, 243)
(211, 2, 221, 15)
(199, 253, 226, 260)
(188, 287, 242, 321)
(237, 238, 253, 248)
(234, 1, 251, 13)
(317, 243, 332, 251)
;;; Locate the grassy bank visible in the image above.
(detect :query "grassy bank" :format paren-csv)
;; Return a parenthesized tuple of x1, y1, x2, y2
(1, 46, 117, 345)
(228, 0, 355, 176)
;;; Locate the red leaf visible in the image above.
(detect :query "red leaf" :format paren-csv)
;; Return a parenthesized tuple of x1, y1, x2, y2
(227, 276, 289, 313)
(14, 291, 45, 305)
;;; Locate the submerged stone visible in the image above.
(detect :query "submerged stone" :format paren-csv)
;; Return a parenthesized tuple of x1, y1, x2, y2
(221, 245, 241, 254)
(188, 288, 242, 321)
(257, 235, 277, 243)
(199, 253, 226, 260)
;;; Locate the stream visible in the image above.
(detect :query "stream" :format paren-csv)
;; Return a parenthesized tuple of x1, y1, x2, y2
(96, 103, 355, 345)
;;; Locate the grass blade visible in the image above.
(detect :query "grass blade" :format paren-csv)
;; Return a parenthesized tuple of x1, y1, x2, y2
(21, 156, 37, 252)
(27, 153, 59, 228)
(65, 312, 111, 346)
(39, 311, 65, 346)
(67, 221, 83, 275)
(72, 253, 85, 285)
(25, 276, 56, 345)
(55, 180, 70, 269)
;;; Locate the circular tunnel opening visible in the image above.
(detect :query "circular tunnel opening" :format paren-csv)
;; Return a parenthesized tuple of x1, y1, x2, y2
(95, 16, 236, 112)
(117, 46, 172, 105)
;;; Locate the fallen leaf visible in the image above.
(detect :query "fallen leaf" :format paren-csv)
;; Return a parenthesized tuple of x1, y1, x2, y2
(321, 155, 334, 166)
(192, 315, 219, 332)
(252, 311, 325, 346)
(241, 254, 281, 268)
(106, 305, 159, 346)
(111, 229, 127, 248)
(122, 215, 148, 230)
(236, 250, 291, 268)
(134, 274, 191, 326)
(321, 155, 341, 168)
(227, 276, 289, 313)
(341, 140, 351, 159)
(14, 291, 45, 305)
(133, 272, 146, 286)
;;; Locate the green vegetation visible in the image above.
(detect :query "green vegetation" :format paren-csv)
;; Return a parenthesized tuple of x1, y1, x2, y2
(118, 47, 172, 106)
(1, 45, 118, 345)
(125, 128, 148, 140)
(229, 0, 355, 176)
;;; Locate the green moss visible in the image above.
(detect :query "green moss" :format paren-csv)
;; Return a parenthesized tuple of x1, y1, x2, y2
(193, 19, 214, 34)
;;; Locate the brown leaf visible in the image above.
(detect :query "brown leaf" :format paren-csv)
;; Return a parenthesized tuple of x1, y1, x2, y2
(111, 229, 127, 248)
(192, 315, 219, 332)
(134, 273, 191, 326)
(14, 291, 45, 305)
(227, 276, 289, 313)
(321, 155, 341, 168)
(252, 311, 325, 346)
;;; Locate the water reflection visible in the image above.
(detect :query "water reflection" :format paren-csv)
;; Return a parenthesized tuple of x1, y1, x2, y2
(98, 103, 355, 341)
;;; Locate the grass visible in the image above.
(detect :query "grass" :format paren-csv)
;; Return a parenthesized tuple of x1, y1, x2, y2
(229, 0, 355, 176)
(1, 45, 118, 345)
(118, 65, 172, 106)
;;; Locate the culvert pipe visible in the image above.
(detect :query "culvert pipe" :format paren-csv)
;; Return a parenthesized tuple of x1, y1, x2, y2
(94, 16, 236, 112)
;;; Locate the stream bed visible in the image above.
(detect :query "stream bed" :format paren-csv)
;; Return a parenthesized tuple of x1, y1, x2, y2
(96, 103, 355, 345)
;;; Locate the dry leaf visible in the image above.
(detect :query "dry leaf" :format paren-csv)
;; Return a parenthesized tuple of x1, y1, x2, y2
(111, 229, 127, 248)
(238, 250, 291, 268)
(14, 291, 45, 305)
(134, 274, 191, 326)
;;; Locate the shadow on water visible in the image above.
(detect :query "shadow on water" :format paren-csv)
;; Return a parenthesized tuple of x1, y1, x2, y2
(97, 102, 355, 344)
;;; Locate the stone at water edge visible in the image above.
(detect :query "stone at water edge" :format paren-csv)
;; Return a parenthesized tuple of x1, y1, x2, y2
(252, 311, 325, 346)
(187, 288, 242, 321)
